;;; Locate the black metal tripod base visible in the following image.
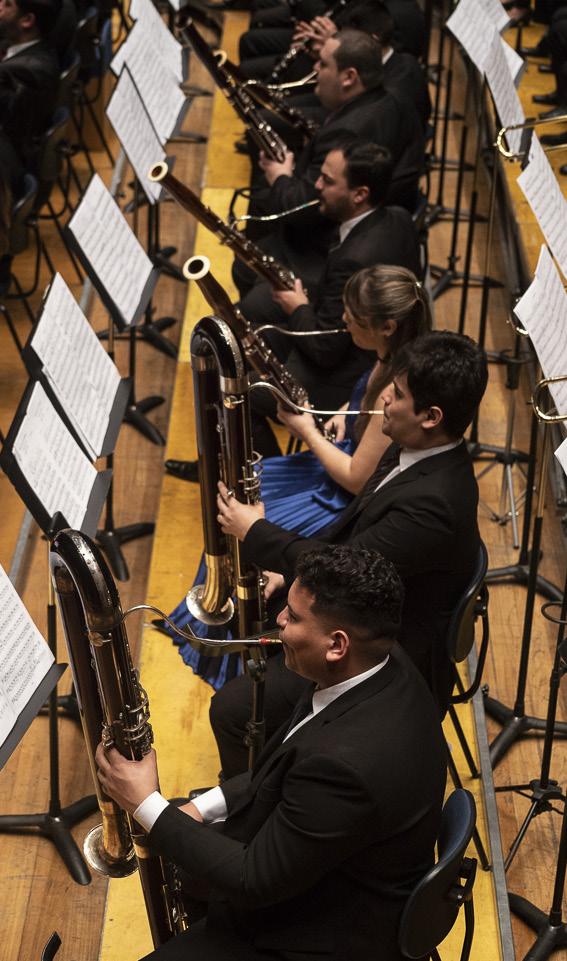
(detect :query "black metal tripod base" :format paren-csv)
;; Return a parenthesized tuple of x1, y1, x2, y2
(96, 521, 155, 581)
(468, 440, 529, 463)
(123, 396, 165, 445)
(430, 265, 501, 299)
(509, 893, 567, 961)
(39, 692, 82, 725)
(139, 319, 178, 358)
(0, 794, 98, 885)
(171, 129, 208, 145)
(426, 204, 488, 227)
(485, 563, 562, 601)
(153, 249, 185, 284)
(484, 694, 567, 768)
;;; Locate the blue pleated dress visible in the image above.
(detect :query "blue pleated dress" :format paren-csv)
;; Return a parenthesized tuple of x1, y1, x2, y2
(164, 371, 371, 688)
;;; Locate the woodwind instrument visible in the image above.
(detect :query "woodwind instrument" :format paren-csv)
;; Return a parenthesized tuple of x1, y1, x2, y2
(148, 161, 297, 291)
(184, 254, 335, 440)
(50, 530, 188, 948)
(269, 0, 353, 82)
(178, 17, 288, 162)
(215, 51, 318, 138)
(189, 315, 267, 633)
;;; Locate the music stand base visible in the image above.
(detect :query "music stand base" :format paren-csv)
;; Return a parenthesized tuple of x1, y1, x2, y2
(0, 794, 98, 885)
(96, 521, 155, 581)
(152, 250, 185, 284)
(138, 320, 178, 358)
(486, 563, 562, 600)
(124, 398, 165, 445)
(484, 694, 567, 768)
(509, 893, 567, 961)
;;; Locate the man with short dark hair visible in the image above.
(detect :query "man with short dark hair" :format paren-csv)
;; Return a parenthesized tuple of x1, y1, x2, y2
(213, 331, 487, 775)
(95, 545, 447, 961)
(0, 0, 61, 170)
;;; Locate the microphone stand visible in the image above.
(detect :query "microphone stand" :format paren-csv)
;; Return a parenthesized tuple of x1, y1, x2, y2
(484, 377, 567, 768)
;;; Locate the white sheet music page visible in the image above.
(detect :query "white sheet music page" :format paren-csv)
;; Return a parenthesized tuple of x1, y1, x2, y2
(447, 0, 525, 84)
(128, 0, 184, 82)
(476, 0, 510, 31)
(68, 174, 154, 325)
(12, 382, 98, 530)
(111, 23, 185, 143)
(31, 274, 121, 458)
(484, 30, 525, 155)
(106, 68, 165, 205)
(517, 135, 567, 279)
(0, 564, 54, 746)
(514, 245, 567, 413)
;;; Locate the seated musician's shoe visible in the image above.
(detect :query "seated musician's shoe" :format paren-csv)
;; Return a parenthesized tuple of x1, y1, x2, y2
(539, 63, 553, 73)
(533, 92, 559, 105)
(538, 105, 567, 120)
(519, 44, 547, 57)
(560, 163, 567, 175)
(164, 458, 200, 482)
(539, 130, 567, 146)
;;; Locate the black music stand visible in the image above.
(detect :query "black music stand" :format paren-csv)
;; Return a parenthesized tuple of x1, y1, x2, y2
(0, 508, 106, 884)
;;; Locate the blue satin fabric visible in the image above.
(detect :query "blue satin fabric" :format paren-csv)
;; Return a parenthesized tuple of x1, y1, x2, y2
(166, 370, 371, 689)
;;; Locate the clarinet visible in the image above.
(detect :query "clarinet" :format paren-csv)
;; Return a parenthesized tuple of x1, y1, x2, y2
(148, 161, 296, 291)
(269, 0, 352, 82)
(178, 17, 288, 162)
(50, 530, 189, 948)
(184, 255, 335, 440)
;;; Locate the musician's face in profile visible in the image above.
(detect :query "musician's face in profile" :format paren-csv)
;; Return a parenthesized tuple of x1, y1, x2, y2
(315, 37, 342, 109)
(0, 0, 26, 42)
(381, 373, 438, 448)
(277, 580, 337, 685)
(316, 150, 366, 222)
(342, 306, 376, 350)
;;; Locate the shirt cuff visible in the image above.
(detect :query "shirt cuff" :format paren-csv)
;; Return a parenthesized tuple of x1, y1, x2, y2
(133, 791, 169, 833)
(191, 785, 228, 824)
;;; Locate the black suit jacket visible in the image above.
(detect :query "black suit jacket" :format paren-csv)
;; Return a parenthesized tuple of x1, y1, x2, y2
(270, 86, 424, 217)
(149, 646, 447, 961)
(243, 442, 480, 710)
(0, 40, 59, 167)
(384, 51, 431, 130)
(286, 204, 420, 381)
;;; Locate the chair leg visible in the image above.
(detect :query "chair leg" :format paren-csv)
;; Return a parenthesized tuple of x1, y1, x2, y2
(447, 751, 490, 870)
(83, 96, 115, 165)
(9, 274, 36, 324)
(448, 703, 480, 779)
(0, 304, 23, 353)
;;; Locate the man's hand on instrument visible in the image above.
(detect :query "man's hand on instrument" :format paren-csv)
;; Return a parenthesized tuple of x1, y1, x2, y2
(276, 402, 318, 441)
(217, 480, 265, 540)
(292, 18, 313, 42)
(308, 16, 337, 54)
(259, 148, 295, 185)
(263, 570, 286, 600)
(272, 277, 309, 314)
(95, 743, 159, 815)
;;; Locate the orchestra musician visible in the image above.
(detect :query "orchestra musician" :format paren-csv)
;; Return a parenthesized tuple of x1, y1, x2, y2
(96, 545, 447, 961)
(210, 331, 488, 777)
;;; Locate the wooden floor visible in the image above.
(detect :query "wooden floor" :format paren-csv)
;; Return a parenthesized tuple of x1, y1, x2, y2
(1, 10, 567, 961)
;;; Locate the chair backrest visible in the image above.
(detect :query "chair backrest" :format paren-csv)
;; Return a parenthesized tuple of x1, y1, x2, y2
(36, 107, 71, 189)
(10, 173, 38, 256)
(56, 49, 81, 111)
(446, 542, 488, 664)
(398, 789, 477, 960)
(75, 6, 100, 78)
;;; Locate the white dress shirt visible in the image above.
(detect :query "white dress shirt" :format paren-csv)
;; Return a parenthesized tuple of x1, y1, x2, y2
(4, 39, 41, 59)
(133, 657, 390, 833)
(375, 439, 462, 492)
(338, 207, 375, 244)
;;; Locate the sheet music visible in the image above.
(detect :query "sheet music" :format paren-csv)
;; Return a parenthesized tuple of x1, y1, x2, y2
(31, 274, 121, 458)
(484, 30, 525, 155)
(476, 0, 510, 31)
(517, 135, 567, 278)
(127, 0, 184, 82)
(106, 67, 165, 205)
(68, 174, 154, 325)
(447, 0, 525, 83)
(514, 245, 567, 413)
(111, 23, 185, 143)
(12, 382, 98, 530)
(502, 40, 526, 87)
(0, 565, 54, 745)
(555, 436, 567, 478)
